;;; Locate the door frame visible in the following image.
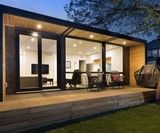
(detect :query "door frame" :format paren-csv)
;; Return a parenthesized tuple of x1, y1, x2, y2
(15, 28, 61, 92)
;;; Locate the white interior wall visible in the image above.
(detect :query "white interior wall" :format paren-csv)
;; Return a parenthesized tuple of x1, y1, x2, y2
(106, 47, 123, 72)
(20, 50, 57, 83)
(87, 53, 102, 71)
(20, 46, 123, 85)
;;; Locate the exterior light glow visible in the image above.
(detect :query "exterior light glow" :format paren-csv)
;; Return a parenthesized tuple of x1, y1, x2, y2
(123, 41, 127, 45)
(32, 32, 38, 37)
(89, 35, 94, 39)
(37, 24, 42, 29)
(87, 52, 90, 55)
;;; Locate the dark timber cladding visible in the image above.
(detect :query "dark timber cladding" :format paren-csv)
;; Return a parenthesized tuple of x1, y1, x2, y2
(58, 36, 66, 90)
(0, 10, 3, 101)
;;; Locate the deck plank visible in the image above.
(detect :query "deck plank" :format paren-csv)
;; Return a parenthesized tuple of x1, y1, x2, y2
(0, 87, 156, 133)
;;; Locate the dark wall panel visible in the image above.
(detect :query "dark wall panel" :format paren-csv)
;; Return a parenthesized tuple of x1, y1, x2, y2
(6, 26, 17, 94)
(123, 47, 130, 85)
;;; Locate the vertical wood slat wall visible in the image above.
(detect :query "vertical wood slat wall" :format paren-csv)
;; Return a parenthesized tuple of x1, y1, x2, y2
(2, 14, 6, 101)
(130, 45, 145, 86)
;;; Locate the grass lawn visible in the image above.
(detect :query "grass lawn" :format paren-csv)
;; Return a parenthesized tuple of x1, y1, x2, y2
(46, 104, 160, 133)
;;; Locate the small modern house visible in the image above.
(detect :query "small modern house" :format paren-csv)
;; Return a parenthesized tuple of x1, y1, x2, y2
(0, 5, 146, 102)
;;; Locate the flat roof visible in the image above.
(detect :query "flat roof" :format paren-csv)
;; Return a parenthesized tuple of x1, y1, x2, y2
(0, 4, 146, 46)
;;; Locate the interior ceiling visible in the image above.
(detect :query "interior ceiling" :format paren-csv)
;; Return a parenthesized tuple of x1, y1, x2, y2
(4, 13, 144, 47)
(20, 35, 119, 56)
(20, 35, 57, 54)
(66, 38, 120, 55)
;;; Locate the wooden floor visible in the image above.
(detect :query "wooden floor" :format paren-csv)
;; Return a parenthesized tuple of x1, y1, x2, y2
(0, 87, 156, 133)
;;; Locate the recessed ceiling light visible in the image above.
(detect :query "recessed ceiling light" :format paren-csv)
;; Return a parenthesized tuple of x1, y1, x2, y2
(73, 44, 77, 47)
(31, 38, 35, 41)
(123, 41, 127, 45)
(37, 24, 42, 29)
(79, 41, 82, 44)
(89, 35, 94, 39)
(32, 32, 38, 37)
(79, 52, 82, 55)
(109, 46, 112, 48)
(87, 52, 90, 55)
(26, 46, 30, 49)
(94, 47, 97, 50)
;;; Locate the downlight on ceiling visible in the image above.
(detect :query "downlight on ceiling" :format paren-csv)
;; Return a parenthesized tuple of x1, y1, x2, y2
(123, 41, 127, 45)
(26, 46, 30, 49)
(89, 35, 94, 39)
(73, 44, 77, 47)
(36, 24, 42, 29)
(31, 38, 35, 41)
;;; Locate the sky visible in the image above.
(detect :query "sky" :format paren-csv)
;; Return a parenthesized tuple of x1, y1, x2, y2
(0, 0, 70, 19)
(0, 0, 157, 42)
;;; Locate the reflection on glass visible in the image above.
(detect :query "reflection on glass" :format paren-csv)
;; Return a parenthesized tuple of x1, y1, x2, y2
(42, 38, 57, 87)
(19, 35, 38, 89)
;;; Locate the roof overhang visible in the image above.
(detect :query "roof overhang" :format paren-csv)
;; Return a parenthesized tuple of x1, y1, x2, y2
(1, 4, 146, 47)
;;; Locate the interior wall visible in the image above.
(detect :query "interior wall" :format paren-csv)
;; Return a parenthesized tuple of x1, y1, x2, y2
(20, 50, 57, 84)
(106, 47, 123, 72)
(130, 45, 145, 86)
(66, 54, 102, 78)
(66, 54, 86, 73)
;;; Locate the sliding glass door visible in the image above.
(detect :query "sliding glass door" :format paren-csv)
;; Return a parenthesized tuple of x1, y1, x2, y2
(42, 38, 57, 88)
(19, 33, 58, 91)
(19, 34, 39, 90)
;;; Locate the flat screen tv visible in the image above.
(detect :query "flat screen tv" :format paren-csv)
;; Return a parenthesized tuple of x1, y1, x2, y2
(31, 64, 49, 74)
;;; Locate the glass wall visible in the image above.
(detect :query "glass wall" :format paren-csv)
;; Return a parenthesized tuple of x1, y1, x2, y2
(19, 34, 58, 90)
(65, 38, 102, 89)
(19, 35, 39, 89)
(42, 38, 57, 88)
(105, 44, 123, 84)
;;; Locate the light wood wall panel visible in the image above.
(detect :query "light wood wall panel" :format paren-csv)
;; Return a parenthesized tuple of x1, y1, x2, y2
(69, 29, 113, 41)
(3, 15, 6, 100)
(130, 45, 145, 86)
(3, 14, 68, 34)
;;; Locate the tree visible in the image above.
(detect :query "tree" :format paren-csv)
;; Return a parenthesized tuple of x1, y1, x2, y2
(65, 0, 160, 36)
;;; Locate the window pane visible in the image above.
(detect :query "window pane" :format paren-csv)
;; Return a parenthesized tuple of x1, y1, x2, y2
(19, 35, 38, 89)
(106, 44, 123, 72)
(147, 50, 152, 57)
(152, 50, 157, 57)
(65, 38, 102, 89)
(158, 49, 160, 57)
(42, 38, 57, 87)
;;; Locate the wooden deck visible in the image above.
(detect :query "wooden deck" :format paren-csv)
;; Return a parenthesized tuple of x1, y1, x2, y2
(0, 87, 156, 133)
